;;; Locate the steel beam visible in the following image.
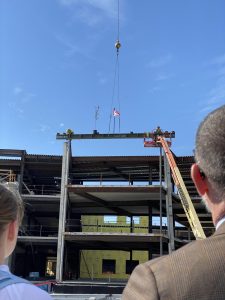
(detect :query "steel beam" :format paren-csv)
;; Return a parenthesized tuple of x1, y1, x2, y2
(74, 191, 130, 215)
(56, 131, 175, 140)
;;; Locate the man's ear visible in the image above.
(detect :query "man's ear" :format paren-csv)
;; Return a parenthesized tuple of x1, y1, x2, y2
(7, 220, 18, 242)
(191, 163, 208, 196)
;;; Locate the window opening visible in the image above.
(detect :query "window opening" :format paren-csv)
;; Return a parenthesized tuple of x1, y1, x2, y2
(102, 259, 116, 274)
(126, 260, 139, 274)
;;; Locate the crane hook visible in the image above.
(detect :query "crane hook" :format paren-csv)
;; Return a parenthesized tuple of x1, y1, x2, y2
(115, 40, 121, 54)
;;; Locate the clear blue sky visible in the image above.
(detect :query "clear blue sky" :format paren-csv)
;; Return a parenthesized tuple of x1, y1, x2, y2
(1, 0, 225, 156)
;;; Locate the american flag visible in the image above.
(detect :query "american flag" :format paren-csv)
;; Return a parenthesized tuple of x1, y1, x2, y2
(113, 108, 120, 117)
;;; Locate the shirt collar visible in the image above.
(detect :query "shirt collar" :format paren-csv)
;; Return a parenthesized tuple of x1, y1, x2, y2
(216, 216, 225, 230)
(0, 265, 10, 273)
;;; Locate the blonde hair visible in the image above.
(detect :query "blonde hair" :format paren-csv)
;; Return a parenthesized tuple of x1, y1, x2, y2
(0, 183, 24, 233)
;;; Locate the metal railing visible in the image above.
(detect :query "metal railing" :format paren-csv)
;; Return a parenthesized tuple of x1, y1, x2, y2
(19, 225, 58, 237)
(22, 183, 61, 195)
(0, 169, 16, 182)
(18, 219, 193, 240)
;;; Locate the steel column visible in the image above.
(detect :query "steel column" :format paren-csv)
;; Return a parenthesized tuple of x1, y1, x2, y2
(19, 150, 25, 193)
(56, 141, 71, 281)
(148, 205, 153, 260)
(163, 151, 175, 253)
(148, 166, 152, 185)
(159, 147, 163, 256)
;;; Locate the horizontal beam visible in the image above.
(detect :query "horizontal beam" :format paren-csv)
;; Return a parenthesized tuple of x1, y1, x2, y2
(74, 191, 131, 216)
(0, 149, 26, 157)
(64, 232, 168, 243)
(56, 131, 175, 140)
(17, 236, 58, 244)
(68, 185, 165, 193)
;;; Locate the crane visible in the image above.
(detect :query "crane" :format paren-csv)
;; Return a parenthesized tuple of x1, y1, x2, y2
(144, 129, 206, 240)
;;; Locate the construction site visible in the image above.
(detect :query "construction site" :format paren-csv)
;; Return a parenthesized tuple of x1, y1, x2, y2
(1, 0, 221, 298)
(0, 129, 213, 299)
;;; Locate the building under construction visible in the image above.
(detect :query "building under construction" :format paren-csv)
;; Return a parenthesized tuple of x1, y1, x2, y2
(0, 131, 214, 297)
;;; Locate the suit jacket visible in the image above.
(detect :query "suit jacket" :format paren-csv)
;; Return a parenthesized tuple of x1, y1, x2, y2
(122, 222, 225, 300)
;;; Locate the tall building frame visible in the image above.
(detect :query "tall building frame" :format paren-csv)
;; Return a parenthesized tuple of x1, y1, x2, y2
(0, 146, 213, 289)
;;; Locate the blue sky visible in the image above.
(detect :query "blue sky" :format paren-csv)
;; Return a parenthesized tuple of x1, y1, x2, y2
(1, 0, 225, 156)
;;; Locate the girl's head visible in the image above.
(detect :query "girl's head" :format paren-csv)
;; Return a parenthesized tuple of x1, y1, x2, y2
(0, 183, 24, 261)
(0, 183, 24, 231)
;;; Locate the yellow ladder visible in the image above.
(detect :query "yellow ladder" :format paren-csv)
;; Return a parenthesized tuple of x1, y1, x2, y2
(158, 136, 206, 240)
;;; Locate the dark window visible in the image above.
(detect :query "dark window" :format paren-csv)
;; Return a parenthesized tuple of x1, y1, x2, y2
(126, 260, 139, 274)
(102, 259, 116, 274)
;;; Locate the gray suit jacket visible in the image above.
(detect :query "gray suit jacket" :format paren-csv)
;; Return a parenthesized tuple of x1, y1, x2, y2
(122, 222, 225, 300)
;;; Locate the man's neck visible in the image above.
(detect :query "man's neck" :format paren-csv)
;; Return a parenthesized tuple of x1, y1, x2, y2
(216, 216, 225, 230)
(212, 201, 225, 227)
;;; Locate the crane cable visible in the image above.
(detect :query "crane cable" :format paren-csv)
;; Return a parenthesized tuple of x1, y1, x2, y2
(108, 0, 121, 133)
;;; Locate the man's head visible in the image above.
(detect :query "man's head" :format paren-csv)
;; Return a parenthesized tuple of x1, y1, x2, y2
(0, 183, 24, 262)
(192, 105, 225, 224)
(195, 105, 225, 192)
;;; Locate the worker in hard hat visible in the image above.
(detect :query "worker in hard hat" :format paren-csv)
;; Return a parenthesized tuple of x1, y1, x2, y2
(66, 129, 74, 139)
(153, 126, 163, 142)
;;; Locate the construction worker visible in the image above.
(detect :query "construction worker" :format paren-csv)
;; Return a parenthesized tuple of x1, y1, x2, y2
(66, 129, 74, 139)
(153, 126, 163, 142)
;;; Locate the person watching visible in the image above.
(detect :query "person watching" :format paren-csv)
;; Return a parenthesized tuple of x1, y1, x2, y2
(122, 104, 225, 300)
(0, 183, 53, 300)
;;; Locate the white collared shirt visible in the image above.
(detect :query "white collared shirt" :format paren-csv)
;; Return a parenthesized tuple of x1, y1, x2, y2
(216, 216, 225, 231)
(0, 265, 53, 300)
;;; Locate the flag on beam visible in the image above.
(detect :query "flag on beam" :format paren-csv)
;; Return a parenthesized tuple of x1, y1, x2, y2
(113, 108, 120, 117)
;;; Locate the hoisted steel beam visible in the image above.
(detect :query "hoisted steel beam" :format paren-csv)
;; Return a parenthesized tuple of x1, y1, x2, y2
(56, 131, 175, 140)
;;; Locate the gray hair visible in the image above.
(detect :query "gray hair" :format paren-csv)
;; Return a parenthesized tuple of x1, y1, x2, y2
(195, 105, 225, 192)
